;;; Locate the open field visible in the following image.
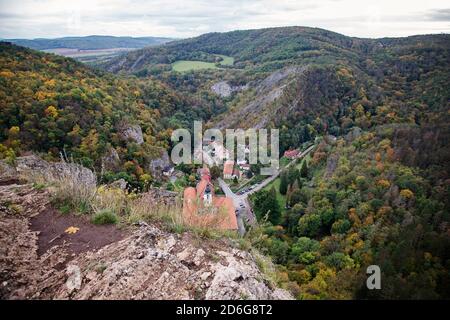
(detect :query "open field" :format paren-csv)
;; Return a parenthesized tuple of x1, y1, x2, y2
(43, 47, 136, 64)
(171, 54, 234, 72)
(43, 47, 135, 57)
(217, 54, 234, 65)
(172, 60, 219, 72)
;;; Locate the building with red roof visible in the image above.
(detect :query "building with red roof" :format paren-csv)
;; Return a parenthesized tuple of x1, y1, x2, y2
(182, 166, 237, 230)
(284, 149, 299, 159)
(223, 161, 234, 179)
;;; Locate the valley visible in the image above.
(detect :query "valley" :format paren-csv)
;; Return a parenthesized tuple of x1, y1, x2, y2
(1, 25, 449, 300)
(7, 35, 174, 64)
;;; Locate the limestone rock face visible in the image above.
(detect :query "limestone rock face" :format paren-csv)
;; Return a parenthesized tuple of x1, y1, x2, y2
(345, 127, 362, 142)
(66, 265, 82, 294)
(101, 148, 120, 171)
(0, 160, 17, 178)
(49, 223, 292, 300)
(119, 124, 144, 145)
(205, 250, 292, 300)
(15, 155, 96, 189)
(108, 178, 128, 190)
(211, 81, 248, 98)
(149, 150, 171, 179)
(211, 81, 233, 97)
(138, 187, 178, 206)
(215, 66, 307, 129)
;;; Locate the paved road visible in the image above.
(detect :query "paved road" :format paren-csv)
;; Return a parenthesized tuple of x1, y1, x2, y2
(218, 178, 255, 233)
(242, 144, 315, 197)
(218, 144, 316, 233)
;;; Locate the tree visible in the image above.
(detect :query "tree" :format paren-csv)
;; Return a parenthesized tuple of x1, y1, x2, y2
(267, 187, 281, 224)
(289, 189, 305, 207)
(291, 237, 320, 264)
(282, 203, 305, 235)
(331, 219, 351, 234)
(267, 239, 290, 264)
(287, 167, 299, 185)
(298, 213, 322, 237)
(252, 188, 281, 225)
(324, 252, 354, 270)
(210, 165, 221, 180)
(288, 180, 306, 207)
(300, 160, 308, 178)
(139, 173, 152, 190)
(45, 105, 59, 118)
(279, 172, 288, 195)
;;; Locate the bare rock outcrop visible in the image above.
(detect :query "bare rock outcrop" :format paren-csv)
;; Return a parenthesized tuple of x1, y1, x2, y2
(119, 124, 144, 145)
(0, 171, 292, 300)
(215, 66, 307, 129)
(101, 147, 121, 171)
(211, 81, 248, 98)
(15, 155, 96, 189)
(50, 222, 292, 300)
(138, 187, 178, 206)
(149, 149, 171, 179)
(324, 153, 340, 179)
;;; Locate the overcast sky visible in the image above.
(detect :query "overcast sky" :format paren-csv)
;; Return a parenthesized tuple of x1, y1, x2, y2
(0, 0, 449, 39)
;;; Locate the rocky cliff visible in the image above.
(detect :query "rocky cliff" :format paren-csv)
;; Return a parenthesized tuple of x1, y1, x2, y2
(0, 161, 292, 300)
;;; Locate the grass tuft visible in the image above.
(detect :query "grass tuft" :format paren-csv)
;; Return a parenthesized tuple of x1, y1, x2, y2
(91, 209, 118, 225)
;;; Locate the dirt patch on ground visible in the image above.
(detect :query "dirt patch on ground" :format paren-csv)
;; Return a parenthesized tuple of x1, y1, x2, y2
(0, 177, 22, 186)
(30, 208, 126, 257)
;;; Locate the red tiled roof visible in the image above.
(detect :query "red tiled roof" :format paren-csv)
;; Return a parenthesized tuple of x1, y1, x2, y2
(223, 161, 234, 176)
(196, 177, 213, 197)
(284, 149, 299, 158)
(183, 176, 237, 230)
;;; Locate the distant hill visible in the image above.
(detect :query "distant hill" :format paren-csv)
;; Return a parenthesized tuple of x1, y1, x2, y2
(7, 35, 174, 50)
(6, 35, 175, 64)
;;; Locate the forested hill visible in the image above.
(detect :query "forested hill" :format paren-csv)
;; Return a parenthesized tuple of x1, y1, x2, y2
(0, 42, 191, 189)
(102, 26, 450, 152)
(102, 26, 450, 74)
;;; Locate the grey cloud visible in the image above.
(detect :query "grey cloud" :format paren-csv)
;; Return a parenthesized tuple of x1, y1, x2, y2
(0, 0, 449, 39)
(426, 8, 450, 21)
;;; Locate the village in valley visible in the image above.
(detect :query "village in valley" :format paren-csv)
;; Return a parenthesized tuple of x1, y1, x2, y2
(160, 136, 316, 235)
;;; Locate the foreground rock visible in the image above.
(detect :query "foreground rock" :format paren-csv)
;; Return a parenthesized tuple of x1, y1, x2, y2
(14, 155, 96, 188)
(0, 170, 292, 300)
(50, 222, 291, 300)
